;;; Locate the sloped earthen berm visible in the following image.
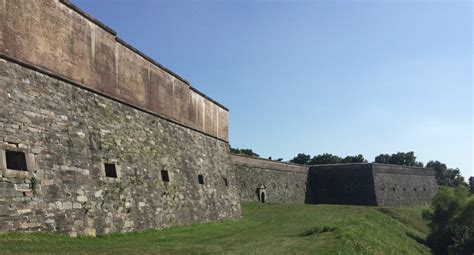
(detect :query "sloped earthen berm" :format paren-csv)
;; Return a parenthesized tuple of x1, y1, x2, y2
(0, 0, 437, 236)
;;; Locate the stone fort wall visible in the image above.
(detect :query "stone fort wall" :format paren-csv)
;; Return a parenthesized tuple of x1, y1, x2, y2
(305, 164, 377, 205)
(372, 164, 438, 206)
(306, 164, 437, 206)
(231, 157, 437, 207)
(0, 59, 240, 236)
(231, 155, 309, 204)
(0, 0, 439, 236)
(0, 0, 228, 141)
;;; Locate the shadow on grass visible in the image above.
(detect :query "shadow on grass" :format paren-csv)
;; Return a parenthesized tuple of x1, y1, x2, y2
(297, 226, 337, 237)
(406, 230, 427, 246)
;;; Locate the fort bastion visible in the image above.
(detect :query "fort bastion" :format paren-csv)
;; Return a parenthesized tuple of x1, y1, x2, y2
(0, 0, 436, 236)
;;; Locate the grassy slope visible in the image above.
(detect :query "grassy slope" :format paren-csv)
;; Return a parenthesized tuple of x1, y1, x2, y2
(0, 203, 431, 255)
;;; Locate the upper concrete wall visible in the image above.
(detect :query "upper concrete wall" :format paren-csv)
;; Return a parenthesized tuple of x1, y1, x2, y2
(0, 0, 228, 141)
(372, 163, 436, 176)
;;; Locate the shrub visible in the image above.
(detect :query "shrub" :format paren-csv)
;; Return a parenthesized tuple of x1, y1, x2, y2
(423, 186, 474, 254)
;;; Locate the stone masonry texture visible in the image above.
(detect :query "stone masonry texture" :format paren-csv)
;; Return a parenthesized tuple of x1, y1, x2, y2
(372, 164, 438, 206)
(231, 155, 308, 204)
(0, 59, 240, 236)
(231, 157, 437, 207)
(307, 164, 437, 206)
(306, 164, 377, 205)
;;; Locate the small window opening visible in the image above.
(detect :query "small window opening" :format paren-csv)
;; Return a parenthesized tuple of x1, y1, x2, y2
(161, 170, 170, 182)
(414, 188, 417, 191)
(198, 174, 204, 185)
(6, 150, 28, 171)
(222, 177, 228, 186)
(403, 187, 407, 191)
(423, 187, 427, 191)
(104, 163, 117, 178)
(392, 187, 396, 192)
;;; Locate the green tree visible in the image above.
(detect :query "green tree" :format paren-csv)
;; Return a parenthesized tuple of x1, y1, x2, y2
(423, 186, 474, 254)
(289, 153, 311, 165)
(374, 154, 391, 164)
(374, 151, 423, 167)
(469, 177, 474, 195)
(426, 161, 466, 187)
(230, 147, 259, 157)
(341, 154, 368, 163)
(309, 153, 342, 165)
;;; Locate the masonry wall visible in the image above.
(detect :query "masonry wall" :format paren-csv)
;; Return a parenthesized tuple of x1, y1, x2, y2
(231, 155, 308, 204)
(307, 164, 437, 206)
(0, 0, 228, 141)
(306, 164, 377, 206)
(372, 164, 437, 206)
(0, 59, 240, 236)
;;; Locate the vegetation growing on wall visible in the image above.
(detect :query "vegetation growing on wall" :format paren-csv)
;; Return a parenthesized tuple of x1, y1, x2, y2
(30, 176, 38, 196)
(423, 186, 474, 254)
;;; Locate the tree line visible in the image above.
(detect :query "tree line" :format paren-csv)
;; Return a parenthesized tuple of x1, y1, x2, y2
(289, 151, 423, 166)
(288, 153, 367, 165)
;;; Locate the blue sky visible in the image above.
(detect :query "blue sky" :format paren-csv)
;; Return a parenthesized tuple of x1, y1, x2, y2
(73, 0, 473, 178)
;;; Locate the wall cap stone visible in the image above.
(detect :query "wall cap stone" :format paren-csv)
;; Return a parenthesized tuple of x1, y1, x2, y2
(231, 154, 309, 174)
(310, 163, 436, 176)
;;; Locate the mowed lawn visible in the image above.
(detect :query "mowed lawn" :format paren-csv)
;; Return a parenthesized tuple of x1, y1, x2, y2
(0, 202, 431, 254)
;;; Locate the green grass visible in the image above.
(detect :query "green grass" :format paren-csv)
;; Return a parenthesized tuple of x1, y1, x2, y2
(0, 203, 431, 254)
